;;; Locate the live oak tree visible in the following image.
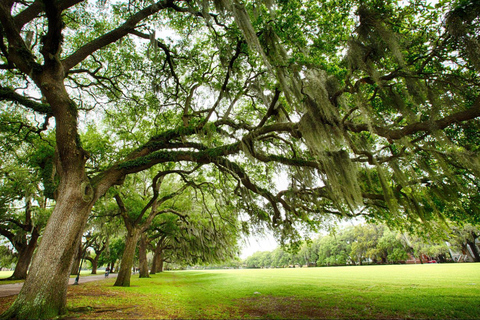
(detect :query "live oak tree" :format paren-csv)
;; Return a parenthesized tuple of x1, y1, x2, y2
(84, 234, 108, 274)
(0, 131, 51, 280)
(1, 0, 480, 318)
(112, 165, 240, 285)
(449, 223, 480, 262)
(145, 181, 241, 271)
(69, 231, 96, 276)
(112, 168, 194, 287)
(86, 183, 129, 270)
(98, 236, 125, 273)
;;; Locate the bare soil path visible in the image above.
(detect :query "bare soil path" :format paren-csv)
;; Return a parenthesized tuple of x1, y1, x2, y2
(0, 273, 118, 298)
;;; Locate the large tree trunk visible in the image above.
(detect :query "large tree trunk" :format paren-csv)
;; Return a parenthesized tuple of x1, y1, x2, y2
(1, 179, 95, 319)
(153, 241, 165, 273)
(10, 229, 39, 280)
(91, 256, 99, 274)
(151, 247, 163, 273)
(150, 241, 162, 274)
(138, 233, 149, 278)
(158, 253, 164, 273)
(114, 228, 141, 287)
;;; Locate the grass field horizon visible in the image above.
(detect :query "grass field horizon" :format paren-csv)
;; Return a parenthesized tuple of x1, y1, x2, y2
(30, 263, 478, 319)
(0, 263, 478, 318)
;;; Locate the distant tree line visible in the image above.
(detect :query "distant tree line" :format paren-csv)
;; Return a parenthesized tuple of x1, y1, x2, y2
(244, 223, 480, 268)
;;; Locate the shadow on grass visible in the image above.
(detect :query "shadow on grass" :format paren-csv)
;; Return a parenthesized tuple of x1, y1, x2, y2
(235, 295, 396, 320)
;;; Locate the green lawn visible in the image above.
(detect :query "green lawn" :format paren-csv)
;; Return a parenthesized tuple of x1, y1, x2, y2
(64, 263, 480, 319)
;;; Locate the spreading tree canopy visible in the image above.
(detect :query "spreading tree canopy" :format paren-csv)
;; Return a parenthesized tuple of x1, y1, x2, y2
(0, 0, 479, 318)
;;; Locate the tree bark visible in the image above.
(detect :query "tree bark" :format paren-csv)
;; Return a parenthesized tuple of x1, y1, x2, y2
(151, 244, 164, 273)
(466, 240, 480, 262)
(109, 262, 116, 273)
(158, 252, 164, 273)
(138, 233, 149, 278)
(91, 258, 97, 274)
(70, 243, 82, 275)
(1, 180, 95, 319)
(10, 228, 39, 280)
(150, 239, 163, 274)
(114, 228, 141, 287)
(85, 256, 99, 274)
(150, 253, 157, 275)
(150, 236, 165, 274)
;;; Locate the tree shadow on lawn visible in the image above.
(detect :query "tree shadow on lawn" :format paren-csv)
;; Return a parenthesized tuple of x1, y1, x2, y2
(63, 284, 156, 319)
(0, 286, 426, 319)
(235, 295, 398, 319)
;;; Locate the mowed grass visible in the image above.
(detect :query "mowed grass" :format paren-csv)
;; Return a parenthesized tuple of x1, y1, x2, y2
(59, 263, 480, 319)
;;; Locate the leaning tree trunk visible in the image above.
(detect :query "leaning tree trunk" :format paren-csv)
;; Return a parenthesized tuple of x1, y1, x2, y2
(138, 233, 149, 278)
(70, 243, 82, 275)
(114, 228, 141, 287)
(10, 229, 39, 280)
(1, 177, 95, 319)
(466, 239, 480, 262)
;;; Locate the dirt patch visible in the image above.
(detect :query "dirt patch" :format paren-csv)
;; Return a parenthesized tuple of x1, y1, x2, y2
(0, 296, 16, 314)
(235, 295, 396, 319)
(62, 305, 141, 319)
(64, 283, 172, 319)
(236, 295, 337, 319)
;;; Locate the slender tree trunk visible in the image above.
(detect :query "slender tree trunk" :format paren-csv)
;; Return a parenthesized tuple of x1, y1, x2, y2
(158, 251, 164, 273)
(463, 242, 477, 262)
(1, 180, 95, 319)
(90, 244, 106, 274)
(10, 229, 39, 280)
(70, 243, 82, 275)
(150, 253, 157, 275)
(138, 233, 149, 278)
(114, 228, 141, 287)
(466, 240, 480, 262)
